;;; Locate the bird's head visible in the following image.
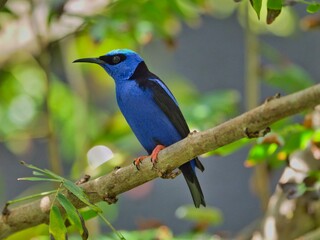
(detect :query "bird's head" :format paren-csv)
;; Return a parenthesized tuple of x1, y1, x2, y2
(73, 49, 144, 82)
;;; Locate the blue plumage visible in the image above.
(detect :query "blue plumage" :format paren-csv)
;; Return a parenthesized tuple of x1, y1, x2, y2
(74, 49, 206, 207)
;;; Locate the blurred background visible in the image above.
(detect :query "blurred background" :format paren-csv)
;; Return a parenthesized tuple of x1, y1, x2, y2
(0, 0, 319, 239)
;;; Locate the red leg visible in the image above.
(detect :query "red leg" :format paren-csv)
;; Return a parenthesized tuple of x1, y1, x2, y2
(150, 145, 166, 164)
(133, 145, 166, 170)
(133, 155, 148, 170)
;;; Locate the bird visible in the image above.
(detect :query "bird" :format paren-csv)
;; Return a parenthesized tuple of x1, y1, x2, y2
(73, 49, 206, 207)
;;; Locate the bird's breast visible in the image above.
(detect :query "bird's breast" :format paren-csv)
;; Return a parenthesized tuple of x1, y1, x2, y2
(115, 81, 181, 153)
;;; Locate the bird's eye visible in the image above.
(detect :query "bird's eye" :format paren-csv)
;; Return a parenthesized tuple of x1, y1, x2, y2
(112, 55, 121, 64)
(99, 54, 126, 65)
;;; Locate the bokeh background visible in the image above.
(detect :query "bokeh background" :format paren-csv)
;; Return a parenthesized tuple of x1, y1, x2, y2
(0, 0, 319, 239)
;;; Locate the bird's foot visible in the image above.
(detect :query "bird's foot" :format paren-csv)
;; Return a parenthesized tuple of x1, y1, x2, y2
(133, 145, 166, 170)
(133, 156, 148, 170)
(150, 145, 166, 165)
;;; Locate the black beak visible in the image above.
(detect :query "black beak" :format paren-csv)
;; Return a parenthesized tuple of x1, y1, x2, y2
(73, 57, 104, 65)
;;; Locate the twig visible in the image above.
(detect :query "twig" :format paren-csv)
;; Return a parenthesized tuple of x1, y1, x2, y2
(0, 84, 320, 239)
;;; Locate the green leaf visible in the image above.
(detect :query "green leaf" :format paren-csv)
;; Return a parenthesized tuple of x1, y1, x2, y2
(307, 3, 320, 14)
(267, 0, 282, 24)
(57, 193, 85, 237)
(32, 171, 45, 176)
(49, 205, 67, 240)
(17, 177, 61, 182)
(267, 0, 283, 10)
(246, 143, 278, 167)
(63, 179, 102, 213)
(98, 212, 126, 240)
(250, 0, 262, 19)
(263, 64, 314, 93)
(206, 138, 251, 156)
(79, 208, 98, 221)
(175, 205, 223, 225)
(20, 161, 63, 181)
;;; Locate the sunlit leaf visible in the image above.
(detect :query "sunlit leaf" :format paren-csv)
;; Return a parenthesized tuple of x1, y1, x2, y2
(80, 208, 99, 221)
(245, 143, 278, 167)
(175, 205, 222, 225)
(57, 193, 86, 238)
(250, 0, 262, 19)
(17, 177, 60, 182)
(63, 179, 102, 213)
(307, 3, 320, 14)
(49, 205, 67, 240)
(4, 224, 49, 240)
(206, 138, 251, 156)
(266, 0, 282, 24)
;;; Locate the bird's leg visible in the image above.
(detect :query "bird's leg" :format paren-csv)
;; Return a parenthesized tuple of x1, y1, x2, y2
(150, 144, 166, 165)
(133, 155, 148, 170)
(133, 145, 166, 170)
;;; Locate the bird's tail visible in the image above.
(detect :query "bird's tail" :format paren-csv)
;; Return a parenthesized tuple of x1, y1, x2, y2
(179, 160, 206, 208)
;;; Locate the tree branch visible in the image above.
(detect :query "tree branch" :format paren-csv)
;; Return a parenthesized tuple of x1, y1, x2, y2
(1, 84, 320, 239)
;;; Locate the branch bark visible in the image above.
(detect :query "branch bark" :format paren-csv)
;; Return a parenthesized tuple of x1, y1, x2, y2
(1, 84, 320, 239)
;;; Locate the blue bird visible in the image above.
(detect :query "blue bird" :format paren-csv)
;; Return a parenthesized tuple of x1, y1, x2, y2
(73, 49, 205, 207)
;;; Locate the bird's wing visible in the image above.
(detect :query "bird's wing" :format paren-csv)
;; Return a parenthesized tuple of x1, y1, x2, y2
(148, 78, 205, 172)
(148, 78, 190, 138)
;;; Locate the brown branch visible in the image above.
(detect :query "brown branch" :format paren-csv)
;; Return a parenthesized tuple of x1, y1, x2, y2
(1, 84, 320, 239)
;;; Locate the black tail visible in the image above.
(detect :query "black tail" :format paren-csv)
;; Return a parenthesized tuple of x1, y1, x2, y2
(179, 159, 206, 208)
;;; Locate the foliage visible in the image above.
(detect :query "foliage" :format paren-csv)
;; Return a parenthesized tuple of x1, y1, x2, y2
(0, 0, 320, 239)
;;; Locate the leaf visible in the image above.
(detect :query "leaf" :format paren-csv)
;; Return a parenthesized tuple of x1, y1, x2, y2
(57, 193, 85, 238)
(307, 3, 320, 14)
(98, 212, 126, 240)
(20, 161, 63, 181)
(267, 0, 282, 24)
(175, 205, 223, 225)
(245, 143, 278, 167)
(79, 208, 98, 221)
(249, 0, 262, 19)
(63, 179, 102, 213)
(17, 177, 61, 182)
(49, 205, 67, 240)
(263, 64, 314, 93)
(206, 138, 250, 156)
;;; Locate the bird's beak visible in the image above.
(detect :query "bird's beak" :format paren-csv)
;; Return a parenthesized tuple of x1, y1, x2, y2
(73, 57, 104, 65)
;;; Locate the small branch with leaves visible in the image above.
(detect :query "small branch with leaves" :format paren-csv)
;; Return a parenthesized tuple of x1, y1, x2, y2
(0, 84, 320, 239)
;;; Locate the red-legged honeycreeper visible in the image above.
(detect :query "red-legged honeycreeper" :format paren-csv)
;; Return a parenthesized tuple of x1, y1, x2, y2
(73, 49, 206, 207)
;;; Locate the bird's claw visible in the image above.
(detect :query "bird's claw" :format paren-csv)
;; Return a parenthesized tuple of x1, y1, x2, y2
(133, 145, 166, 170)
(150, 145, 166, 165)
(133, 156, 148, 170)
